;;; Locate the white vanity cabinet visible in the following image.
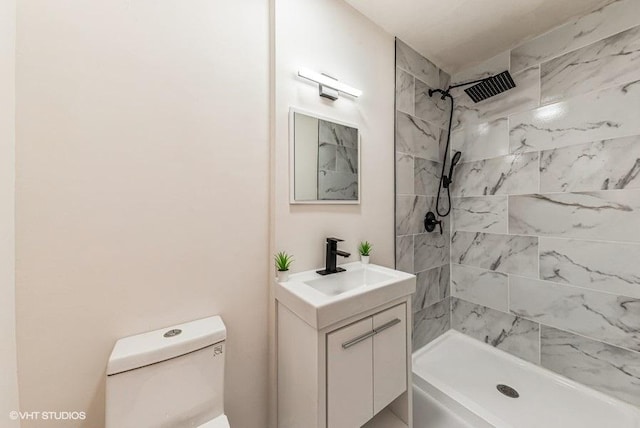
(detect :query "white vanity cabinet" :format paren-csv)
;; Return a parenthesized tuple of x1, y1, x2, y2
(327, 304, 407, 427)
(277, 298, 412, 428)
(327, 316, 374, 428)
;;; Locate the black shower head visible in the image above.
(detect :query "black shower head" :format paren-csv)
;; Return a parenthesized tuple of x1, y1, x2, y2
(463, 70, 516, 103)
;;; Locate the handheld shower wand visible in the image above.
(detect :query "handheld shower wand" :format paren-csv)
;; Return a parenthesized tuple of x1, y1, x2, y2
(443, 151, 462, 189)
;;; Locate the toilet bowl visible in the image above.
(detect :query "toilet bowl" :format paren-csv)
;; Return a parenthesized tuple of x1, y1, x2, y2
(105, 315, 229, 428)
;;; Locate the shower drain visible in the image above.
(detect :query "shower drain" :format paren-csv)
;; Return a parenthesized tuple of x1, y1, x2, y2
(496, 384, 520, 398)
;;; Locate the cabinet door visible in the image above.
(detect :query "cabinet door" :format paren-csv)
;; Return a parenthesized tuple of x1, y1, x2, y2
(372, 304, 407, 414)
(327, 317, 374, 428)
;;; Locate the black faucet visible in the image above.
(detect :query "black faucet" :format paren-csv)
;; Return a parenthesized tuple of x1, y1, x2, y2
(316, 237, 351, 275)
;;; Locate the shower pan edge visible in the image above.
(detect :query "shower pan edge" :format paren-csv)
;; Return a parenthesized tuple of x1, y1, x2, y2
(412, 330, 640, 428)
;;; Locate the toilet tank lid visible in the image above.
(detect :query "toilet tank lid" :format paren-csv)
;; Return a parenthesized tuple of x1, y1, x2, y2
(107, 315, 226, 375)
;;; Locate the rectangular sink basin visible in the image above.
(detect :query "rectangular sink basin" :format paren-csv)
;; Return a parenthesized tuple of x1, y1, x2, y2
(304, 268, 396, 296)
(275, 262, 416, 329)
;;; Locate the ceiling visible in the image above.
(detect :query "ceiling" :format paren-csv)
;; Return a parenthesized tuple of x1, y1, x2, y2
(343, 0, 615, 73)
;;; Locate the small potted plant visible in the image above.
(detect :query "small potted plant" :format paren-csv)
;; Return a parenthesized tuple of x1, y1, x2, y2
(358, 241, 372, 265)
(275, 251, 294, 282)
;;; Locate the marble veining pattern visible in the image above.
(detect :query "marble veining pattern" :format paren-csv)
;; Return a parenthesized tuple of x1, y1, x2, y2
(509, 80, 640, 154)
(450, 51, 509, 86)
(438, 127, 448, 161)
(541, 24, 640, 105)
(396, 111, 441, 161)
(395, 235, 414, 274)
(396, 152, 414, 195)
(318, 171, 357, 200)
(511, 0, 640, 73)
(413, 298, 450, 350)
(450, 231, 538, 277)
(318, 142, 336, 171)
(451, 264, 508, 312)
(452, 196, 508, 233)
(414, 157, 441, 196)
(510, 276, 640, 352)
(540, 237, 640, 299)
(396, 39, 440, 88)
(336, 146, 357, 174)
(414, 264, 450, 313)
(443, 12, 640, 401)
(540, 135, 640, 193)
(396, 68, 414, 115)
(541, 325, 640, 407)
(451, 298, 540, 364)
(509, 190, 640, 242)
(317, 121, 359, 201)
(451, 66, 540, 130)
(414, 232, 449, 273)
(450, 118, 509, 162)
(396, 195, 431, 236)
(415, 79, 449, 130)
(452, 152, 539, 197)
(396, 39, 452, 350)
(318, 120, 357, 150)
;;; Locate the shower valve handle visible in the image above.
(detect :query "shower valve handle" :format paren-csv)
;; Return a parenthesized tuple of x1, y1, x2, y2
(424, 211, 443, 234)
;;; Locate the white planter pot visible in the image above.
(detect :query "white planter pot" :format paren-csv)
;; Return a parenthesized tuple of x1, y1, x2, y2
(361, 255, 370, 265)
(277, 270, 290, 282)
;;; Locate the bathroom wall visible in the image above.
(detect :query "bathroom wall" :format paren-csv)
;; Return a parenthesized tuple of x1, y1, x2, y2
(273, 0, 395, 272)
(448, 0, 640, 407)
(0, 0, 20, 425)
(394, 40, 452, 349)
(271, 3, 394, 424)
(15, 1, 269, 427)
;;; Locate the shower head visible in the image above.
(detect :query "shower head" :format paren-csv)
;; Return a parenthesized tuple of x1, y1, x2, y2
(463, 71, 516, 103)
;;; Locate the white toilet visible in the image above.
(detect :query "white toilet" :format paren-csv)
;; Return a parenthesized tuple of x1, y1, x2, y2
(105, 315, 230, 428)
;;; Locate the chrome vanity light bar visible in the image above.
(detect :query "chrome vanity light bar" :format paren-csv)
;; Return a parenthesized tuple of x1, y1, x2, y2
(298, 67, 363, 99)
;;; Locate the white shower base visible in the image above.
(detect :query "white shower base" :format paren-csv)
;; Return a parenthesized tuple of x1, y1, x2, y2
(412, 330, 640, 428)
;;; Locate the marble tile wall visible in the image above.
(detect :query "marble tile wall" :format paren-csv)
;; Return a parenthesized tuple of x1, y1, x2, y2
(447, 0, 640, 407)
(395, 39, 452, 350)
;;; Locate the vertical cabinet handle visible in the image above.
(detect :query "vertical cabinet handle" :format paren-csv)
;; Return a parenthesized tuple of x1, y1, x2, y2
(341, 318, 401, 349)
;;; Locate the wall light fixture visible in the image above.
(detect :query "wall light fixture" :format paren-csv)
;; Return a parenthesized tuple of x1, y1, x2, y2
(298, 67, 362, 100)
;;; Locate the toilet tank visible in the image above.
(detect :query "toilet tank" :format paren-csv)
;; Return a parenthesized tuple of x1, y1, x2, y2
(106, 316, 226, 428)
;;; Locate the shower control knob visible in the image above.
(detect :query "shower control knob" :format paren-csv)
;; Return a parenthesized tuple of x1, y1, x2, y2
(424, 211, 443, 234)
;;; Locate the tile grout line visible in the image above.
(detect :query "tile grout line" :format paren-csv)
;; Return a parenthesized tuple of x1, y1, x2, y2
(543, 324, 640, 356)
(538, 320, 542, 366)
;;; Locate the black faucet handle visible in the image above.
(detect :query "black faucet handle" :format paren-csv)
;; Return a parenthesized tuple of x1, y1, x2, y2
(424, 212, 443, 234)
(326, 237, 344, 243)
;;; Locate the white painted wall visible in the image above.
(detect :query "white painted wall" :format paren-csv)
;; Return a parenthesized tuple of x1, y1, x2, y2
(0, 0, 20, 425)
(270, 2, 394, 425)
(15, 1, 269, 427)
(273, 0, 395, 272)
